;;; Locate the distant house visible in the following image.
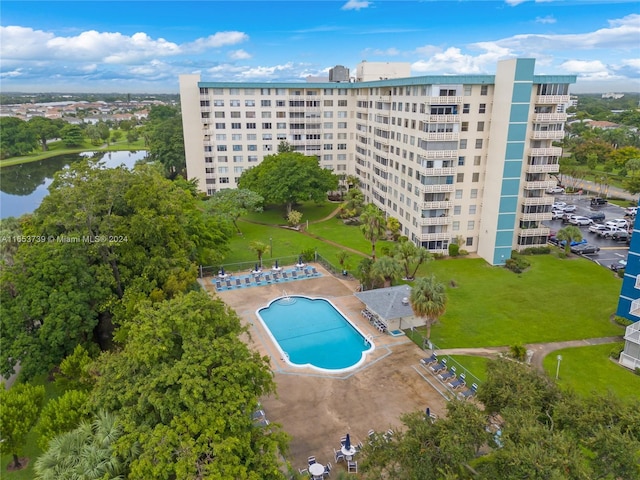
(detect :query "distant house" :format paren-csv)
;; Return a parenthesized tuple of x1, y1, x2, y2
(586, 120, 621, 130)
(355, 284, 420, 332)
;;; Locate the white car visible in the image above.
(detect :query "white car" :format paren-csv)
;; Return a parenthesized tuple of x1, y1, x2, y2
(570, 216, 593, 226)
(553, 202, 567, 210)
(552, 210, 565, 220)
(563, 205, 577, 213)
(605, 219, 628, 229)
(598, 226, 623, 238)
(546, 186, 565, 194)
(588, 223, 607, 234)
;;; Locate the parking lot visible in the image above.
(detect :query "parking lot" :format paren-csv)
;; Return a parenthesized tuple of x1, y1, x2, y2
(546, 194, 630, 269)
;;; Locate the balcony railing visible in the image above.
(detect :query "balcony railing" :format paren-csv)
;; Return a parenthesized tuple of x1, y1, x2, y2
(523, 180, 558, 190)
(200, 106, 211, 113)
(534, 112, 567, 122)
(422, 150, 458, 159)
(624, 321, 640, 342)
(427, 114, 460, 123)
(532, 130, 565, 140)
(421, 184, 455, 193)
(426, 96, 463, 105)
(536, 95, 570, 104)
(630, 299, 640, 318)
(420, 232, 450, 242)
(424, 132, 459, 142)
(529, 147, 563, 157)
(518, 227, 550, 237)
(522, 197, 555, 206)
(419, 167, 456, 176)
(420, 216, 452, 226)
(521, 212, 553, 222)
(422, 201, 453, 209)
(526, 163, 560, 174)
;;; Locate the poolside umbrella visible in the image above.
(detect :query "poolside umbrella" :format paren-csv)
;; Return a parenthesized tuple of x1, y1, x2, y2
(254, 263, 259, 272)
(275, 259, 279, 269)
(345, 433, 351, 451)
(220, 266, 225, 276)
(298, 255, 303, 265)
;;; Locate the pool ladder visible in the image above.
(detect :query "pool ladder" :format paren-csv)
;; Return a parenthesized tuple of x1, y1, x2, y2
(365, 334, 374, 346)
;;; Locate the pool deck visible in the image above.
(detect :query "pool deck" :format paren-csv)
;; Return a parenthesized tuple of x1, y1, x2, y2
(200, 264, 449, 472)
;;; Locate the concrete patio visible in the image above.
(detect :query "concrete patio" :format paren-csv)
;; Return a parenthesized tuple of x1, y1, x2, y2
(200, 264, 449, 473)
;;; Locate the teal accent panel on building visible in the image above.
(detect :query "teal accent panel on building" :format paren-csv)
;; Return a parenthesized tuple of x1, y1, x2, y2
(493, 247, 512, 265)
(512, 83, 532, 103)
(505, 142, 525, 160)
(503, 160, 522, 178)
(497, 213, 516, 230)
(507, 124, 528, 142)
(514, 59, 535, 81)
(509, 104, 530, 123)
(499, 196, 518, 212)
(501, 179, 521, 196)
(496, 230, 514, 246)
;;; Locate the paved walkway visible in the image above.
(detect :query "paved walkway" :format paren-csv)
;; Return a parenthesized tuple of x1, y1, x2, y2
(559, 175, 639, 203)
(436, 335, 624, 371)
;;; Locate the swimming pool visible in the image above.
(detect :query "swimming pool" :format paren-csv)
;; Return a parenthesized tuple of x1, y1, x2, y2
(256, 295, 374, 372)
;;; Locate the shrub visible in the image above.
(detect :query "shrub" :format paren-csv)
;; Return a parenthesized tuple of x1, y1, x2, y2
(520, 246, 551, 255)
(635, 368, 640, 376)
(616, 268, 625, 278)
(613, 316, 633, 327)
(609, 342, 625, 360)
(510, 344, 527, 361)
(505, 255, 531, 273)
(459, 249, 469, 256)
(448, 243, 460, 257)
(300, 248, 315, 263)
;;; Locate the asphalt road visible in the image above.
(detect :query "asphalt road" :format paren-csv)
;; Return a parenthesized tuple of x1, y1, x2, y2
(547, 193, 630, 269)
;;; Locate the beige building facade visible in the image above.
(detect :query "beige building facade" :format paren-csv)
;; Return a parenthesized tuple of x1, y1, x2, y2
(179, 58, 576, 265)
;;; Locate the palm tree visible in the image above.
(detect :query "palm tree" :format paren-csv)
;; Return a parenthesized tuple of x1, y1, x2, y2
(360, 204, 386, 260)
(410, 275, 447, 340)
(393, 240, 433, 280)
(249, 240, 269, 266)
(34, 411, 131, 480)
(371, 256, 403, 288)
(556, 225, 583, 255)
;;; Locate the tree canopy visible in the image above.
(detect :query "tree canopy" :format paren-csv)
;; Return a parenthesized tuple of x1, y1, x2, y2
(237, 152, 338, 213)
(0, 117, 38, 158)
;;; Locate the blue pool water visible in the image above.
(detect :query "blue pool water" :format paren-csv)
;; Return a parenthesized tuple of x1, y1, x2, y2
(257, 296, 374, 372)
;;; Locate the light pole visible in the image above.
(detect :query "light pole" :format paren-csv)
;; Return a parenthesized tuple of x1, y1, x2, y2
(555, 354, 562, 380)
(269, 237, 273, 258)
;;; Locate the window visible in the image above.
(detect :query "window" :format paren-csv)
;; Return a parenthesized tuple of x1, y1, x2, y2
(338, 122, 347, 128)
(337, 144, 347, 150)
(262, 123, 272, 129)
(324, 144, 333, 150)
(245, 100, 255, 107)
(215, 134, 226, 141)
(216, 145, 227, 152)
(215, 123, 225, 129)
(454, 206, 462, 215)
(276, 100, 286, 107)
(262, 133, 272, 140)
(276, 111, 286, 118)
(234, 166, 243, 174)
(477, 121, 485, 132)
(263, 145, 272, 151)
(204, 146, 212, 152)
(337, 154, 347, 161)
(324, 100, 334, 107)
(467, 220, 475, 230)
(456, 173, 464, 183)
(463, 103, 470, 114)
(233, 156, 243, 163)
(231, 134, 242, 141)
(217, 156, 228, 162)
(324, 111, 333, 118)
(458, 156, 465, 166)
(459, 139, 467, 149)
(277, 122, 286, 129)
(338, 100, 348, 107)
(337, 111, 347, 118)
(261, 100, 271, 107)
(472, 172, 480, 182)
(246, 123, 256, 129)
(230, 100, 240, 107)
(205, 156, 213, 163)
(324, 122, 333, 129)
(324, 133, 333, 140)
(453, 221, 460, 231)
(214, 111, 225, 118)
(470, 188, 478, 199)
(247, 145, 257, 151)
(475, 139, 483, 149)
(246, 112, 256, 118)
(232, 145, 242, 151)
(230, 111, 241, 118)
(229, 88, 239, 95)
(463, 85, 472, 96)
(218, 166, 228, 173)
(455, 189, 463, 199)
(219, 177, 229, 184)
(479, 103, 486, 114)
(200, 87, 209, 94)
(261, 111, 271, 118)
(261, 88, 271, 95)
(474, 155, 481, 166)
(466, 237, 473, 246)
(461, 122, 469, 132)
(323, 154, 333, 161)
(212, 88, 223, 95)
(213, 100, 224, 107)
(480, 85, 488, 95)
(248, 155, 258, 162)
(231, 123, 241, 129)
(469, 205, 477, 214)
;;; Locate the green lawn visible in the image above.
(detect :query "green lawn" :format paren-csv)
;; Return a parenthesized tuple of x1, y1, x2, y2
(424, 256, 624, 347)
(242, 201, 340, 225)
(442, 355, 488, 383)
(542, 343, 640, 400)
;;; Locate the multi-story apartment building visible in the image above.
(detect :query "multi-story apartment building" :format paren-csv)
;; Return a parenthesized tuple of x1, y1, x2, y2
(180, 58, 575, 266)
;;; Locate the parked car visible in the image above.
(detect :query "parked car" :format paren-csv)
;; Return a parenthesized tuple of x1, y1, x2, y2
(562, 214, 580, 223)
(610, 259, 627, 272)
(611, 230, 631, 242)
(570, 243, 600, 255)
(587, 212, 605, 223)
(546, 186, 565, 194)
(563, 205, 577, 213)
(552, 210, 565, 220)
(605, 219, 628, 229)
(570, 216, 593, 226)
(598, 226, 623, 238)
(590, 197, 607, 207)
(588, 223, 607, 234)
(553, 201, 567, 209)
(624, 207, 637, 218)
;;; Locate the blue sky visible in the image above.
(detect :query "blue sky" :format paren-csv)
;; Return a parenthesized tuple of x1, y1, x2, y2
(1, 0, 639, 93)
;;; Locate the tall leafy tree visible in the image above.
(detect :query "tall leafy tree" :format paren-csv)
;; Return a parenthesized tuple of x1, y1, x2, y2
(90, 291, 289, 479)
(36, 389, 91, 450)
(409, 274, 447, 339)
(205, 188, 264, 234)
(0, 382, 45, 469)
(60, 124, 85, 147)
(238, 152, 338, 214)
(393, 240, 432, 280)
(555, 225, 582, 255)
(147, 114, 185, 179)
(359, 204, 386, 260)
(0, 117, 38, 158)
(28, 116, 63, 152)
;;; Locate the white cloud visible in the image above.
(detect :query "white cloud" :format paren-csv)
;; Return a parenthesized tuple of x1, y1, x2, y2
(505, 0, 527, 6)
(0, 68, 23, 78)
(229, 49, 252, 60)
(560, 59, 606, 73)
(184, 32, 249, 52)
(239, 63, 295, 79)
(341, 0, 371, 11)
(363, 47, 401, 57)
(535, 15, 556, 24)
(412, 45, 514, 74)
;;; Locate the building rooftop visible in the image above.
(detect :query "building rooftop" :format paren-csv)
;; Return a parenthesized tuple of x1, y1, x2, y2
(355, 284, 414, 322)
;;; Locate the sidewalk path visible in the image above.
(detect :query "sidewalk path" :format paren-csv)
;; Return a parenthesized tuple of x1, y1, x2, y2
(559, 175, 639, 203)
(436, 335, 624, 371)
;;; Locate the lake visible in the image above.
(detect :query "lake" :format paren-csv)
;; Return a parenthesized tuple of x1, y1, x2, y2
(0, 150, 148, 219)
